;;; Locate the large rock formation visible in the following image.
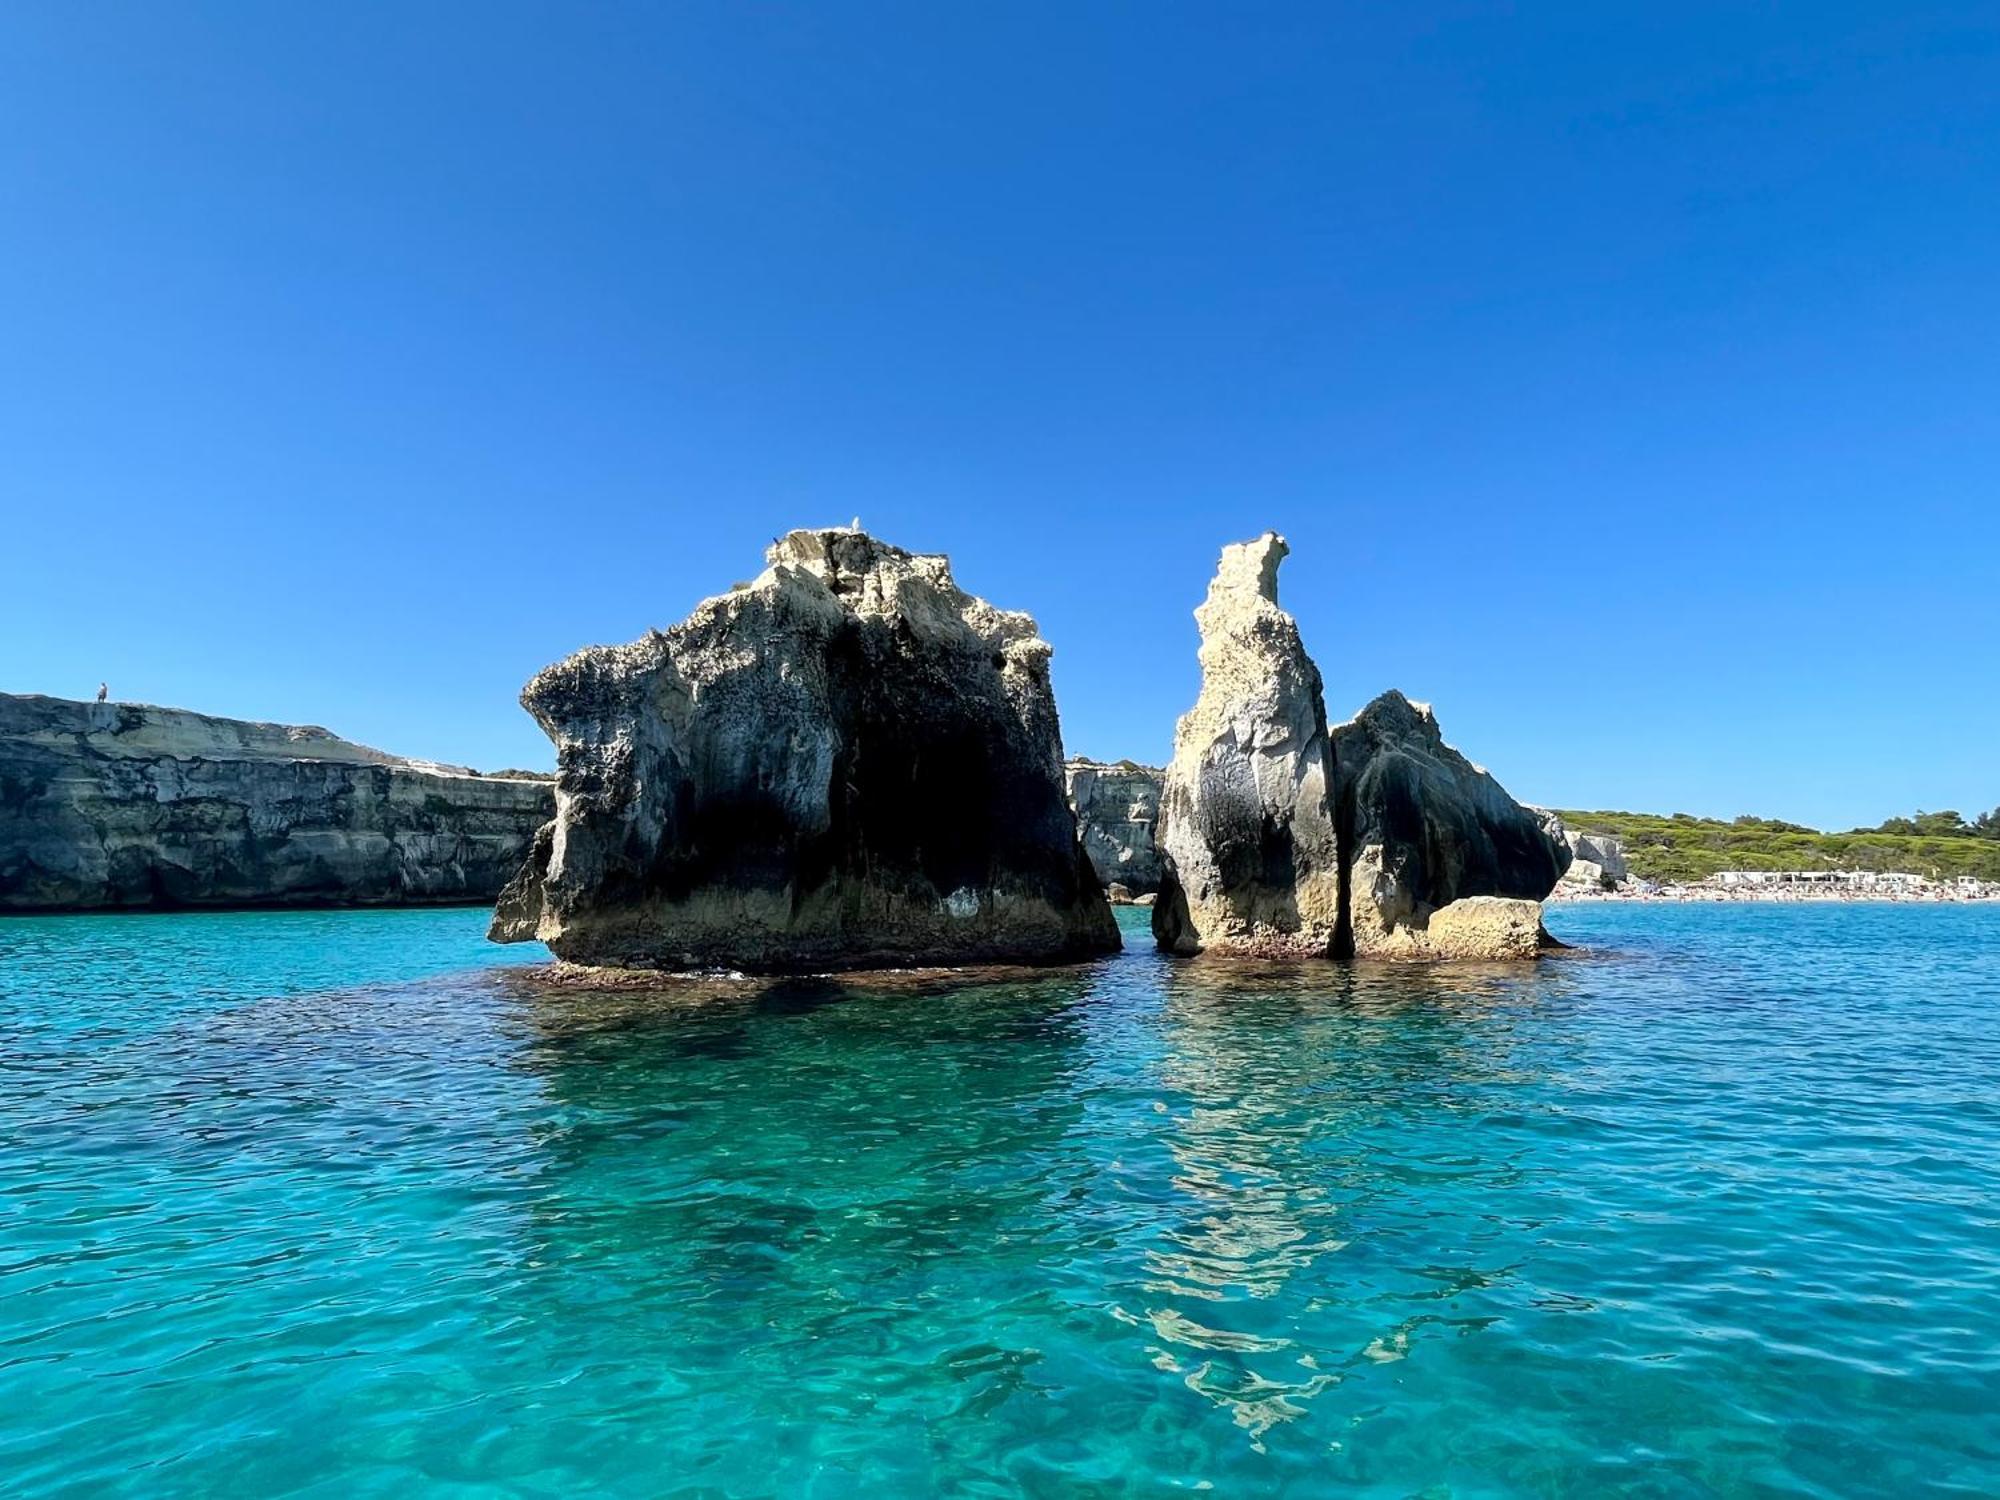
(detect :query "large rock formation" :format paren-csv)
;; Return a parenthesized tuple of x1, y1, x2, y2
(1330, 691, 1571, 958)
(1064, 757, 1164, 895)
(491, 528, 1119, 972)
(1151, 535, 1570, 960)
(0, 693, 552, 910)
(1151, 534, 1343, 956)
(1557, 825, 1630, 891)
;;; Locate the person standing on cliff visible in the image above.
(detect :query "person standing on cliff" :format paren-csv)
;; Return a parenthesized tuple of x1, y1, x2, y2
(96, 683, 108, 702)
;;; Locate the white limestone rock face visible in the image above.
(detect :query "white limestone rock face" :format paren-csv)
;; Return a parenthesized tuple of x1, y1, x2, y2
(1150, 534, 1343, 957)
(1330, 691, 1571, 957)
(1559, 827, 1630, 890)
(0, 694, 552, 910)
(491, 528, 1119, 972)
(1064, 758, 1164, 895)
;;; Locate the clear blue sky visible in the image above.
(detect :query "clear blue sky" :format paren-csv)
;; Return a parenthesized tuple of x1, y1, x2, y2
(4, 3, 1996, 829)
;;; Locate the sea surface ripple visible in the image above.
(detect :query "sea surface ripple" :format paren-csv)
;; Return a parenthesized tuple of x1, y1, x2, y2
(2, 902, 1997, 1497)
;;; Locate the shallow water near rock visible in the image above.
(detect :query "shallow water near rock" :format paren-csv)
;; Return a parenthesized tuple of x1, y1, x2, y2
(3, 903, 1997, 1497)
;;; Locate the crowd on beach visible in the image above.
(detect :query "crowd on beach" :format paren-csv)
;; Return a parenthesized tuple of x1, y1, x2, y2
(1553, 870, 2000, 904)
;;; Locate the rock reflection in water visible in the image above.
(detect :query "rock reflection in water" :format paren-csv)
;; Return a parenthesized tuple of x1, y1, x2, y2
(489, 963, 1109, 1482)
(1126, 956, 1564, 1443)
(10, 904, 1997, 1496)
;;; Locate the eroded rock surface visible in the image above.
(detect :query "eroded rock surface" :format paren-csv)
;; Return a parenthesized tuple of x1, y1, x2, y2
(1151, 534, 1343, 956)
(1331, 691, 1571, 957)
(491, 529, 1119, 971)
(1400, 894, 1548, 960)
(1150, 535, 1569, 960)
(0, 693, 552, 910)
(1064, 757, 1164, 895)
(1558, 826, 1630, 890)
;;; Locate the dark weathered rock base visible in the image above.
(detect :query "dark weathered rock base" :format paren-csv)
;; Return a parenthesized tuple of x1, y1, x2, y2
(493, 529, 1119, 972)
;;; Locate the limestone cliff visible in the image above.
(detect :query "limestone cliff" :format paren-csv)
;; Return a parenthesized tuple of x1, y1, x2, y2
(1556, 824, 1630, 890)
(0, 694, 552, 910)
(1151, 534, 1344, 956)
(491, 528, 1119, 972)
(1064, 758, 1164, 895)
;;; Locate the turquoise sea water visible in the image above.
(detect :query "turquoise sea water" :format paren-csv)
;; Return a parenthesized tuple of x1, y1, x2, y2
(3, 903, 1997, 1498)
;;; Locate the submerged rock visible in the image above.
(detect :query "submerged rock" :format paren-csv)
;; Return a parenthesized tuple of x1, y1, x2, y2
(492, 528, 1119, 972)
(1151, 533, 1343, 957)
(0, 693, 552, 910)
(1064, 757, 1164, 895)
(1330, 691, 1571, 957)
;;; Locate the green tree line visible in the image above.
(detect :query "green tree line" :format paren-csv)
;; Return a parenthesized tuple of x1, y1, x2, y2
(1854, 808, 2000, 840)
(1555, 807, 2000, 885)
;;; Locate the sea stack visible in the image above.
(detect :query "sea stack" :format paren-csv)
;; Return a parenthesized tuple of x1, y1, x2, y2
(490, 528, 1119, 972)
(1151, 534, 1569, 960)
(1330, 690, 1571, 959)
(1151, 533, 1343, 956)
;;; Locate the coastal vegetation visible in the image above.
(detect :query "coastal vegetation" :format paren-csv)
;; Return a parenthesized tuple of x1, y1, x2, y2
(1855, 808, 2000, 839)
(1555, 809, 2000, 885)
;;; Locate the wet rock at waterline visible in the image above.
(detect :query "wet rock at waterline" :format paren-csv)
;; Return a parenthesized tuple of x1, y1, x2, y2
(490, 529, 1119, 972)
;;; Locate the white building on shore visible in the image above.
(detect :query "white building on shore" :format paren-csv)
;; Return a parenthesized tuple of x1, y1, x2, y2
(1709, 869, 1934, 891)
